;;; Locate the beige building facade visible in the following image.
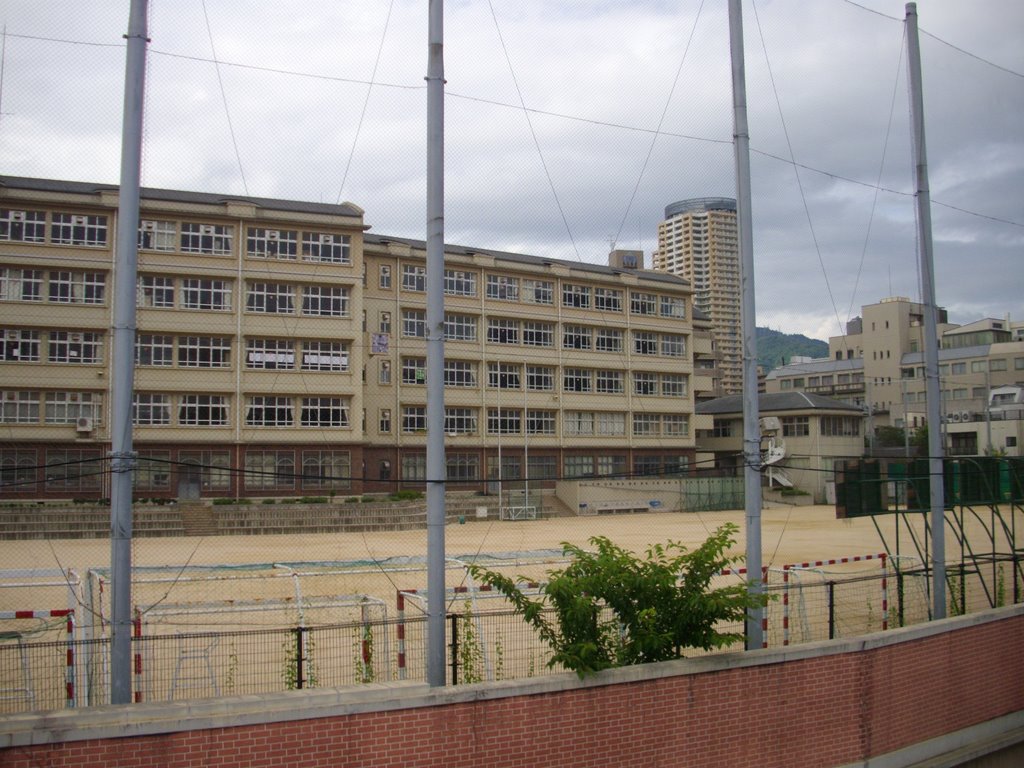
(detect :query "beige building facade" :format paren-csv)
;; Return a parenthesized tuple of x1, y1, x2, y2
(0, 176, 701, 500)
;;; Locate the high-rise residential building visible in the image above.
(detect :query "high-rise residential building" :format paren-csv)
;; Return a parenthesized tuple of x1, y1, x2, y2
(0, 175, 702, 500)
(652, 198, 741, 395)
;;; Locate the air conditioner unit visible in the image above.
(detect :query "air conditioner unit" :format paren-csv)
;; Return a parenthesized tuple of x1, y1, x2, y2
(960, 411, 971, 423)
(319, 234, 334, 244)
(11, 211, 26, 222)
(69, 332, 83, 343)
(76, 416, 93, 433)
(4, 391, 16, 401)
(200, 225, 215, 235)
(950, 412, 961, 423)
(141, 220, 157, 231)
(73, 215, 87, 226)
(5, 330, 19, 340)
(267, 230, 280, 241)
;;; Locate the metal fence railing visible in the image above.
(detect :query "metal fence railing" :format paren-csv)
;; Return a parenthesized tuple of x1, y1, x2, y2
(2, 561, 1021, 715)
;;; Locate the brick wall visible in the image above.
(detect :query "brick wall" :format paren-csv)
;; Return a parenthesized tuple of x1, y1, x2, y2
(2, 607, 1022, 768)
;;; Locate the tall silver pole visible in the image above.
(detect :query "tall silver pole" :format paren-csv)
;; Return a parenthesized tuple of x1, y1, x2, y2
(425, 0, 447, 686)
(110, 0, 148, 704)
(906, 2, 946, 619)
(728, 0, 763, 648)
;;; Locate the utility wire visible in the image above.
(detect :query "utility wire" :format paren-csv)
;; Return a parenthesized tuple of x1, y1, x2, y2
(200, 0, 249, 195)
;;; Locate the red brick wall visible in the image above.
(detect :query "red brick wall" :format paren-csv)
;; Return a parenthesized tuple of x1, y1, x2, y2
(2, 612, 1022, 768)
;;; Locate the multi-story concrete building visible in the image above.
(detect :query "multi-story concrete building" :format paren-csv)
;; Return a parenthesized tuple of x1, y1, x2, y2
(764, 297, 1024, 457)
(652, 198, 741, 396)
(0, 176, 701, 499)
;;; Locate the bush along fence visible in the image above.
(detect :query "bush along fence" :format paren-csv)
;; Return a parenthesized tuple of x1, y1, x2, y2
(6, 552, 1021, 714)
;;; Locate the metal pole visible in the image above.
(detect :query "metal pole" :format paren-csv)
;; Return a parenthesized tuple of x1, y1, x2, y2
(728, 0, 763, 649)
(425, 0, 447, 687)
(906, 2, 946, 619)
(109, 0, 147, 705)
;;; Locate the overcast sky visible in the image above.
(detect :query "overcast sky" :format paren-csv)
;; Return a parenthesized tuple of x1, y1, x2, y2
(2, 0, 1021, 340)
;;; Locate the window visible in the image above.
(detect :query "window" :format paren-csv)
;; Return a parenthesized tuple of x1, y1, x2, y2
(301, 450, 351, 489)
(630, 291, 657, 315)
(134, 451, 171, 490)
(487, 317, 519, 345)
(302, 285, 349, 316)
(244, 450, 295, 490)
(246, 396, 294, 427)
(180, 222, 232, 255)
(597, 455, 626, 476)
(445, 270, 477, 296)
(180, 450, 232, 490)
(181, 279, 231, 310)
(133, 393, 170, 425)
(45, 449, 102, 491)
(247, 227, 298, 259)
(1015, 357, 1024, 371)
(301, 340, 348, 371)
(302, 232, 351, 264)
(444, 360, 477, 387)
(527, 455, 557, 479)
(402, 264, 426, 292)
(0, 209, 46, 242)
(179, 336, 231, 368)
(526, 365, 555, 391)
(595, 328, 622, 353)
(523, 321, 554, 347)
(633, 413, 660, 436)
(594, 287, 622, 312)
(247, 282, 294, 314)
(712, 419, 733, 437)
(402, 406, 427, 433)
(487, 362, 521, 389)
(379, 409, 391, 433)
(0, 268, 42, 301)
(444, 407, 477, 435)
(48, 271, 105, 304)
(179, 394, 229, 426)
(989, 358, 1007, 372)
(300, 397, 349, 427)
(661, 374, 687, 397)
(782, 416, 810, 437)
(820, 416, 860, 437)
(446, 453, 479, 482)
(137, 275, 174, 308)
(523, 279, 553, 305)
(379, 264, 392, 289)
(0, 391, 40, 423)
(564, 368, 592, 392)
(379, 360, 392, 385)
(526, 410, 556, 435)
(633, 331, 657, 355)
(444, 313, 477, 342)
(595, 370, 623, 394)
(48, 331, 103, 364)
(563, 325, 591, 350)
(487, 455, 521, 481)
(378, 311, 391, 334)
(487, 408, 521, 435)
(138, 219, 176, 251)
(486, 275, 518, 301)
(660, 296, 685, 318)
(44, 391, 101, 424)
(246, 339, 295, 369)
(402, 310, 426, 338)
(633, 372, 657, 395)
(565, 411, 594, 436)
(564, 455, 594, 478)
(596, 412, 625, 435)
(402, 454, 426, 481)
(661, 334, 685, 357)
(1, 330, 40, 362)
(971, 360, 987, 373)
(663, 414, 688, 436)
(402, 357, 427, 385)
(51, 213, 107, 246)
(562, 283, 591, 309)
(951, 362, 967, 375)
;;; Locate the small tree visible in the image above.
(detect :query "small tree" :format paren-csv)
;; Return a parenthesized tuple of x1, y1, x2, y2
(468, 523, 768, 677)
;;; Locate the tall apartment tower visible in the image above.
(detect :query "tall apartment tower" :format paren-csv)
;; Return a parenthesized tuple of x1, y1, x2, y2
(652, 198, 741, 395)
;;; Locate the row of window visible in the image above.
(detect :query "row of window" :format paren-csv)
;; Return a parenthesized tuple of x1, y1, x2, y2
(2, 447, 689, 492)
(0, 391, 353, 428)
(0, 209, 352, 262)
(706, 415, 859, 438)
(0, 449, 351, 492)
(387, 406, 689, 437)
(386, 358, 688, 396)
(397, 310, 686, 355)
(388, 265, 686, 318)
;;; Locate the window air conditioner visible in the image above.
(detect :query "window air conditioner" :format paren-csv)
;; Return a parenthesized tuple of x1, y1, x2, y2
(5, 330, 19, 340)
(76, 416, 93, 433)
(267, 230, 279, 240)
(320, 234, 333, 244)
(200, 225, 215, 235)
(141, 220, 157, 231)
(11, 211, 26, 222)
(69, 333, 83, 343)
(73, 215, 87, 226)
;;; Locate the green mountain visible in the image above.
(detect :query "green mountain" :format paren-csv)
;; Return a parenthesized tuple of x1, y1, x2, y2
(756, 327, 828, 372)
